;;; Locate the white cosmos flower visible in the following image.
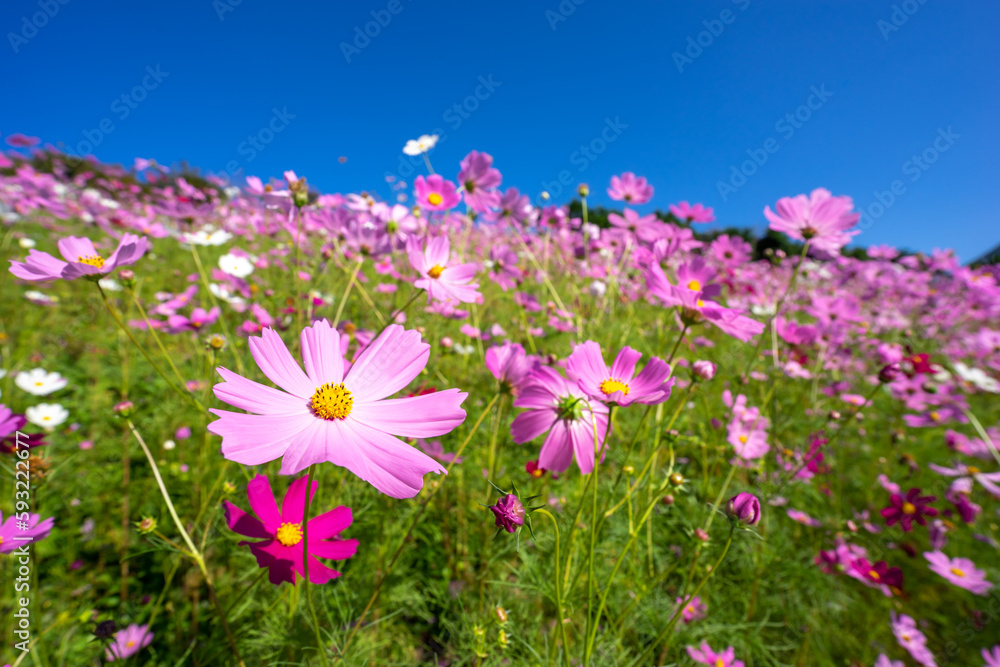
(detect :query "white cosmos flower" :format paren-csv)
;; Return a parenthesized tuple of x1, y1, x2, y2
(403, 134, 439, 156)
(16, 368, 68, 396)
(98, 278, 122, 291)
(18, 237, 35, 248)
(218, 253, 254, 278)
(163, 439, 176, 451)
(182, 227, 233, 246)
(26, 403, 69, 429)
(209, 283, 246, 306)
(954, 362, 1000, 393)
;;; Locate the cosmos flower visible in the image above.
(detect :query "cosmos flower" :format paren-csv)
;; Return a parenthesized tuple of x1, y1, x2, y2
(0, 510, 55, 553)
(923, 551, 993, 595)
(677, 596, 706, 624)
(218, 252, 254, 278)
(105, 624, 153, 662)
(890, 612, 937, 667)
(9, 233, 149, 282)
(25, 403, 69, 429)
(208, 319, 468, 498)
(489, 493, 525, 533)
(457, 150, 502, 213)
(414, 175, 460, 211)
(484, 341, 536, 393)
(763, 188, 860, 255)
(14, 368, 67, 396)
(607, 172, 654, 205)
(685, 642, 745, 667)
(983, 646, 1000, 667)
(407, 235, 481, 304)
(880, 488, 938, 531)
(403, 134, 439, 156)
(669, 200, 715, 223)
(565, 341, 673, 407)
(224, 474, 357, 585)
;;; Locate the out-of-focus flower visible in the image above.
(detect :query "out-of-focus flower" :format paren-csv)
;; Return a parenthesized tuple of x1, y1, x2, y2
(105, 624, 153, 662)
(10, 234, 149, 282)
(924, 550, 993, 595)
(15, 368, 67, 396)
(726, 492, 761, 526)
(25, 403, 69, 429)
(403, 134, 439, 156)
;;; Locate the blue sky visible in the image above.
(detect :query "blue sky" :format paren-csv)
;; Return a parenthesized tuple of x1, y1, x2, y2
(2, 0, 997, 261)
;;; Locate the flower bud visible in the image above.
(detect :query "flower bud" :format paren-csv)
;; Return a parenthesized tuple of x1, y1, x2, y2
(694, 528, 709, 541)
(577, 184, 590, 197)
(726, 492, 761, 526)
(135, 516, 157, 535)
(692, 360, 716, 381)
(94, 620, 118, 640)
(489, 494, 526, 533)
(113, 400, 134, 417)
(669, 472, 685, 487)
(118, 269, 135, 287)
(879, 362, 901, 383)
(440, 336, 453, 350)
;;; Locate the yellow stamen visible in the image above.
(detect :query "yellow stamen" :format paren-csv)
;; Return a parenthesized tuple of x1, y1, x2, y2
(77, 254, 105, 268)
(310, 382, 353, 420)
(715, 660, 725, 667)
(967, 466, 980, 474)
(599, 378, 630, 396)
(687, 279, 702, 291)
(427, 192, 443, 206)
(902, 502, 917, 515)
(276, 522, 303, 547)
(929, 411, 941, 422)
(738, 435, 748, 444)
(126, 640, 136, 648)
(696, 299, 705, 307)
(34, 381, 43, 386)
(427, 264, 445, 279)
(868, 569, 880, 581)
(950, 567, 965, 578)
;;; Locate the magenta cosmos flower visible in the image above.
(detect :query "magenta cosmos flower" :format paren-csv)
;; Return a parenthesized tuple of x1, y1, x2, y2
(763, 187, 860, 254)
(0, 510, 54, 552)
(208, 319, 468, 498)
(510, 366, 609, 474)
(669, 200, 715, 223)
(407, 235, 480, 304)
(224, 474, 357, 585)
(105, 623, 153, 662)
(565, 341, 673, 407)
(924, 550, 993, 595)
(414, 174, 461, 211)
(686, 642, 745, 667)
(607, 171, 654, 205)
(489, 493, 526, 533)
(9, 233, 149, 282)
(457, 150, 502, 213)
(880, 488, 938, 532)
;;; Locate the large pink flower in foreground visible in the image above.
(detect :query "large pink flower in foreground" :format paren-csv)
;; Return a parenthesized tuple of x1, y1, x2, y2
(407, 235, 481, 304)
(224, 474, 357, 585)
(9, 233, 149, 282)
(566, 341, 673, 407)
(208, 319, 468, 498)
(763, 188, 860, 254)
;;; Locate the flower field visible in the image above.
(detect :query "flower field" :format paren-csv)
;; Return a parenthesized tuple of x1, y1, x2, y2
(1, 136, 998, 666)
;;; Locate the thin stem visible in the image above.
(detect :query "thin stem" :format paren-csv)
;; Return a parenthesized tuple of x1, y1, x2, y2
(302, 465, 331, 666)
(128, 286, 196, 404)
(535, 509, 570, 667)
(373, 288, 420, 342)
(189, 243, 245, 374)
(333, 258, 364, 325)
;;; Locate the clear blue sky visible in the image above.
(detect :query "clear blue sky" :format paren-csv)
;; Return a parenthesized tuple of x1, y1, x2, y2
(2, 0, 997, 261)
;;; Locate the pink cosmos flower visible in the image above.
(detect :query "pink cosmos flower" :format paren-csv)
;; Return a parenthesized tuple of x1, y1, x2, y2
(510, 365, 610, 474)
(165, 306, 221, 333)
(686, 642, 745, 667)
(224, 474, 357, 585)
(105, 623, 153, 662)
(0, 510, 54, 552)
(677, 596, 706, 624)
(983, 646, 1000, 667)
(607, 208, 664, 243)
(607, 172, 653, 205)
(414, 174, 461, 211)
(0, 404, 46, 454)
(924, 550, 993, 595)
(208, 319, 468, 498)
(565, 341, 673, 407)
(669, 200, 715, 223)
(929, 461, 1000, 498)
(407, 235, 481, 304)
(763, 187, 860, 255)
(457, 150, 502, 213)
(890, 612, 937, 667)
(487, 244, 520, 291)
(417, 439, 463, 465)
(9, 233, 149, 282)
(710, 234, 752, 266)
(874, 655, 905, 667)
(485, 341, 536, 392)
(787, 509, 822, 527)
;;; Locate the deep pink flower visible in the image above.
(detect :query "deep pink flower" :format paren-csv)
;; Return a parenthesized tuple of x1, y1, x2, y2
(0, 404, 45, 454)
(224, 474, 357, 585)
(686, 641, 745, 667)
(850, 557, 903, 595)
(9, 233, 149, 282)
(407, 235, 481, 304)
(763, 187, 860, 254)
(208, 319, 467, 498)
(565, 341, 673, 407)
(924, 550, 993, 595)
(510, 366, 609, 474)
(489, 493, 525, 533)
(414, 174, 461, 211)
(166, 306, 221, 333)
(880, 488, 938, 532)
(726, 492, 761, 526)
(607, 172, 653, 205)
(457, 150, 502, 213)
(0, 510, 55, 553)
(105, 624, 153, 662)
(669, 200, 715, 223)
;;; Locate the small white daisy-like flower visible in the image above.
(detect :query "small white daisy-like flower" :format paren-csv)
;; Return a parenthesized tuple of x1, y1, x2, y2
(218, 253, 254, 278)
(18, 237, 36, 248)
(954, 362, 1000, 393)
(182, 227, 233, 246)
(98, 278, 123, 292)
(26, 403, 69, 429)
(163, 439, 177, 451)
(16, 368, 68, 396)
(403, 134, 439, 156)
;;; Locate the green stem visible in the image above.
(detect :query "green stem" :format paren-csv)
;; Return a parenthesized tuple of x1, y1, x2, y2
(128, 286, 198, 406)
(535, 509, 570, 667)
(302, 464, 331, 666)
(333, 258, 364, 325)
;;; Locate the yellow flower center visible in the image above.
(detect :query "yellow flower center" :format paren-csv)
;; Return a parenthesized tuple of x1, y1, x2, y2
(967, 466, 980, 474)
(950, 567, 965, 578)
(696, 299, 705, 307)
(738, 435, 748, 444)
(902, 502, 917, 515)
(427, 192, 443, 206)
(599, 378, 630, 396)
(687, 279, 702, 291)
(715, 660, 725, 667)
(35, 381, 43, 386)
(310, 382, 353, 420)
(276, 522, 303, 547)
(929, 411, 941, 422)
(126, 641, 136, 648)
(868, 569, 880, 581)
(428, 264, 445, 279)
(77, 254, 105, 268)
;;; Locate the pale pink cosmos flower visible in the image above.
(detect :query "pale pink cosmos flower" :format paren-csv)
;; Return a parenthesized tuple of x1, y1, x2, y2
(924, 550, 993, 595)
(9, 233, 149, 282)
(565, 341, 673, 407)
(929, 461, 1000, 498)
(407, 235, 481, 304)
(874, 655, 905, 667)
(607, 172, 653, 205)
(763, 187, 860, 255)
(208, 319, 468, 499)
(686, 642, 745, 667)
(890, 612, 937, 667)
(669, 200, 715, 223)
(677, 595, 706, 624)
(105, 623, 153, 662)
(983, 645, 1000, 667)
